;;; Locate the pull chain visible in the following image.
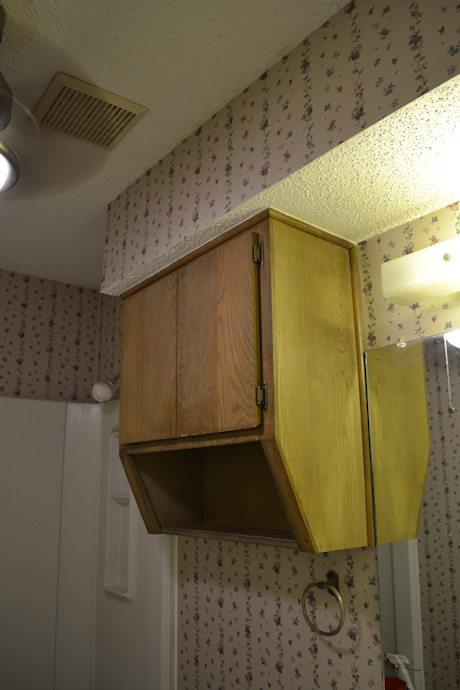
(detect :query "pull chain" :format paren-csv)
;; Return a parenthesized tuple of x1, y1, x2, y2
(444, 335, 456, 414)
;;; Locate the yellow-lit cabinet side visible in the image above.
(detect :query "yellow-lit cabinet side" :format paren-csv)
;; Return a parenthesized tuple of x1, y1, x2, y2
(269, 218, 369, 553)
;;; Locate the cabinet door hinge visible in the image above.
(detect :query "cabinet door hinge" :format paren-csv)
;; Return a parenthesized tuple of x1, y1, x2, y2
(253, 241, 264, 268)
(256, 380, 268, 412)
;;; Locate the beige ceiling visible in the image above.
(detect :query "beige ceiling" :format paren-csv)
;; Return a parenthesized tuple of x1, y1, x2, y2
(0, 0, 346, 288)
(1, 0, 459, 291)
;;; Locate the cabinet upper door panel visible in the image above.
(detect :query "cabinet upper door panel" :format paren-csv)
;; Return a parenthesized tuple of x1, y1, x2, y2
(119, 271, 178, 444)
(177, 230, 262, 438)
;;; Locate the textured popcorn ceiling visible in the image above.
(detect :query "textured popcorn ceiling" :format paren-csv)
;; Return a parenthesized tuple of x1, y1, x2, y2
(107, 75, 460, 297)
(287, 75, 460, 243)
(0, 0, 346, 288)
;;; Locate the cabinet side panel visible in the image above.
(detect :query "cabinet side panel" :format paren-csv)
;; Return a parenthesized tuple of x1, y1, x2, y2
(132, 450, 204, 528)
(119, 272, 177, 444)
(120, 450, 161, 533)
(270, 219, 368, 553)
(367, 342, 430, 544)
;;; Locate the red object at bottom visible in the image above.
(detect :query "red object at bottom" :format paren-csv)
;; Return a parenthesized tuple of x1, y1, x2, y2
(385, 678, 407, 690)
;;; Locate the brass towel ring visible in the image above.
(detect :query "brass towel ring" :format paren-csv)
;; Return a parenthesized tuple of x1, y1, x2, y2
(301, 571, 345, 637)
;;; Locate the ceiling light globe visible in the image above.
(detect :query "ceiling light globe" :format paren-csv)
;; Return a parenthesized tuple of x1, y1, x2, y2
(0, 153, 8, 188)
(445, 329, 460, 349)
(0, 140, 20, 192)
(91, 380, 114, 403)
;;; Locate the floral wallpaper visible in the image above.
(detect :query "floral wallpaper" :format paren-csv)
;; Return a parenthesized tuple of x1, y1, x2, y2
(358, 201, 460, 350)
(98, 292, 123, 387)
(418, 335, 460, 688)
(178, 539, 382, 689)
(0, 269, 122, 403)
(102, 0, 460, 294)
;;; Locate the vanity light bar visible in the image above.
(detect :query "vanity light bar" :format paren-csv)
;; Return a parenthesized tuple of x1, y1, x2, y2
(381, 235, 460, 306)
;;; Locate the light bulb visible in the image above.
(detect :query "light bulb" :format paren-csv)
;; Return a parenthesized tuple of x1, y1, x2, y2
(445, 329, 460, 349)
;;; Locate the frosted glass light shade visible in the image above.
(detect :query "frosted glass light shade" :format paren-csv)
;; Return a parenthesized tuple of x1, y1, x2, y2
(381, 236, 460, 306)
(0, 140, 20, 192)
(0, 154, 8, 188)
(91, 380, 114, 402)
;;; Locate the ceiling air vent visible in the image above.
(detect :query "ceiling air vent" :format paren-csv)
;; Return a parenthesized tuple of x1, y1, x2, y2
(33, 73, 148, 150)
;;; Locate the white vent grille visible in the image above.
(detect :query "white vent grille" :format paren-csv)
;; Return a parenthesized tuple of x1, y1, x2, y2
(33, 74, 148, 150)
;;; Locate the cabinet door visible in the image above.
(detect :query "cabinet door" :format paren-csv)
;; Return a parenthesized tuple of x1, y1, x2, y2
(119, 272, 177, 444)
(367, 341, 430, 544)
(176, 230, 262, 437)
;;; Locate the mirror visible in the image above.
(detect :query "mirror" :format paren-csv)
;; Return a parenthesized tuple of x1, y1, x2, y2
(367, 334, 460, 690)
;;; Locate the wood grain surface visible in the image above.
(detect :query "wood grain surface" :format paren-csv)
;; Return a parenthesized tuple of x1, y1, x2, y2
(133, 449, 204, 527)
(161, 525, 297, 549)
(269, 218, 368, 553)
(119, 271, 177, 444)
(367, 341, 431, 544)
(119, 450, 161, 533)
(203, 442, 291, 531)
(261, 439, 313, 552)
(268, 209, 353, 249)
(120, 441, 294, 544)
(176, 229, 261, 437)
(350, 245, 376, 547)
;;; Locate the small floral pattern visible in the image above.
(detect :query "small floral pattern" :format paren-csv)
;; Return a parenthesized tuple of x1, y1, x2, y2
(418, 336, 460, 687)
(98, 293, 123, 388)
(178, 539, 382, 689)
(0, 270, 122, 402)
(102, 0, 460, 293)
(359, 202, 460, 349)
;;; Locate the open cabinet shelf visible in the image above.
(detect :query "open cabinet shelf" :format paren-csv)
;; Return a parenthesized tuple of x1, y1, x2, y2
(121, 440, 297, 548)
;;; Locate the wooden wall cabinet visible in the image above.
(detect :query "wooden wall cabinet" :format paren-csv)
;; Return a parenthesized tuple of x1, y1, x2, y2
(120, 230, 261, 443)
(119, 210, 374, 553)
